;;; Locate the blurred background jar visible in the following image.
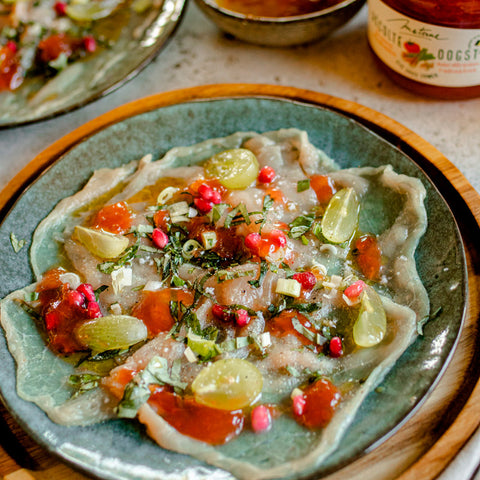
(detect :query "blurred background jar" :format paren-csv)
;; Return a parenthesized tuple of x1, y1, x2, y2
(367, 0, 480, 99)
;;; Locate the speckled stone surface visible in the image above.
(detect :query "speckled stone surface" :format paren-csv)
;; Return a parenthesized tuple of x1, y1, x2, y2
(0, 3, 479, 195)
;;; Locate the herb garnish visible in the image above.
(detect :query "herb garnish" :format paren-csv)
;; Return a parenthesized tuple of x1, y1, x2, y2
(224, 203, 251, 229)
(289, 214, 315, 239)
(94, 285, 108, 300)
(251, 195, 274, 233)
(98, 241, 141, 274)
(68, 373, 102, 398)
(297, 179, 310, 193)
(248, 259, 269, 288)
(117, 356, 187, 418)
(10, 233, 26, 253)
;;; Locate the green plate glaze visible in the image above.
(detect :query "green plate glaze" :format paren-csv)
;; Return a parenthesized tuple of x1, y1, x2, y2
(0, 97, 467, 480)
(0, 0, 186, 129)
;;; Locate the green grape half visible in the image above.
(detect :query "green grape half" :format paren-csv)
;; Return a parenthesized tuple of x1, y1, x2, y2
(321, 187, 359, 243)
(205, 149, 259, 190)
(353, 286, 387, 348)
(192, 358, 263, 410)
(76, 315, 148, 353)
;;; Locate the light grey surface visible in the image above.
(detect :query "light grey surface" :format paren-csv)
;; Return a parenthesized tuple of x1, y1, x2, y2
(0, 3, 479, 195)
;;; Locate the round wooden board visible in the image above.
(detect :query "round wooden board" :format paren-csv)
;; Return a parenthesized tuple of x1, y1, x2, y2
(1, 84, 479, 480)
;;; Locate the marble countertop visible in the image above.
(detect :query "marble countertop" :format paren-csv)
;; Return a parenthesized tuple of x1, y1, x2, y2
(0, 2, 479, 195)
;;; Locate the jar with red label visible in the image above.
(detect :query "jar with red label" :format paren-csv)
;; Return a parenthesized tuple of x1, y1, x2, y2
(367, 0, 480, 99)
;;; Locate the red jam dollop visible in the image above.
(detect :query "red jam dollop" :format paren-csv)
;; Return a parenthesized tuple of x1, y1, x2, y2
(91, 201, 133, 234)
(355, 234, 382, 280)
(148, 386, 245, 445)
(294, 378, 341, 429)
(131, 288, 194, 336)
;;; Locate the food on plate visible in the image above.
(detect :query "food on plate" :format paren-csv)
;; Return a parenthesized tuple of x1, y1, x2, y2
(0, 129, 429, 479)
(0, 0, 155, 92)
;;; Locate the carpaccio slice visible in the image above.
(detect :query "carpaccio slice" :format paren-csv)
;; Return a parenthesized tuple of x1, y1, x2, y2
(0, 129, 428, 479)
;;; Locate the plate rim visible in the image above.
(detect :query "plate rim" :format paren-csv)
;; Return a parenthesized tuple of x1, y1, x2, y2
(0, 84, 479, 480)
(0, 0, 187, 130)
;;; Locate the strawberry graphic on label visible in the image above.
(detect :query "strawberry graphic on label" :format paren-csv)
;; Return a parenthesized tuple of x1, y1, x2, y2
(404, 41, 421, 53)
(402, 41, 435, 67)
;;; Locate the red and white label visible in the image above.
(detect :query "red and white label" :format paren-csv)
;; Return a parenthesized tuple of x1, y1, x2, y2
(368, 0, 480, 87)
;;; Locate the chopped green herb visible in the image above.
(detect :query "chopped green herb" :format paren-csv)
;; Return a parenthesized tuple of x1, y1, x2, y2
(131, 285, 145, 292)
(10, 233, 26, 253)
(24, 291, 39, 302)
(68, 373, 102, 398)
(289, 214, 315, 239)
(297, 179, 310, 193)
(94, 285, 108, 300)
(248, 259, 268, 288)
(291, 316, 316, 343)
(187, 329, 221, 361)
(116, 381, 151, 419)
(216, 268, 256, 283)
(98, 241, 140, 274)
(208, 203, 229, 224)
(286, 365, 300, 377)
(171, 275, 186, 287)
(224, 203, 251, 229)
(117, 355, 187, 418)
(130, 224, 154, 237)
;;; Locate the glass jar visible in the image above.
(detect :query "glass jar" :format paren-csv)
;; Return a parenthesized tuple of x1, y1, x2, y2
(367, 0, 480, 99)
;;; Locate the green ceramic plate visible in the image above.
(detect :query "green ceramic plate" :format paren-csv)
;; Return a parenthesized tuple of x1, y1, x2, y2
(0, 96, 467, 479)
(0, 0, 186, 129)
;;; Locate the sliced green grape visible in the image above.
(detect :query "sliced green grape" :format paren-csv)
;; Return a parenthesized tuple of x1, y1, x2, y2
(73, 225, 129, 259)
(353, 286, 387, 348)
(76, 315, 148, 353)
(192, 358, 263, 410)
(187, 330, 220, 361)
(321, 187, 359, 243)
(66, 0, 121, 21)
(205, 149, 259, 189)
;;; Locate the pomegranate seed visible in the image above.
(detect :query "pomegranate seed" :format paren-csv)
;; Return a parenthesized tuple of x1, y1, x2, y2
(194, 197, 213, 214)
(212, 304, 227, 320)
(6, 41, 17, 53)
(268, 229, 287, 248)
(245, 232, 261, 253)
(66, 290, 86, 308)
(344, 280, 366, 299)
(251, 405, 272, 433)
(292, 394, 306, 416)
(152, 228, 169, 249)
(210, 190, 222, 204)
(45, 311, 60, 330)
(87, 301, 102, 319)
(329, 336, 343, 357)
(198, 184, 214, 201)
(83, 35, 97, 53)
(77, 283, 96, 303)
(54, 1, 67, 16)
(292, 272, 317, 291)
(235, 309, 250, 327)
(258, 166, 276, 184)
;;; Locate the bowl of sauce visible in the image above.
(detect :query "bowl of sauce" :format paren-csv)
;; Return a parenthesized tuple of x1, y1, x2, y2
(195, 0, 366, 46)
